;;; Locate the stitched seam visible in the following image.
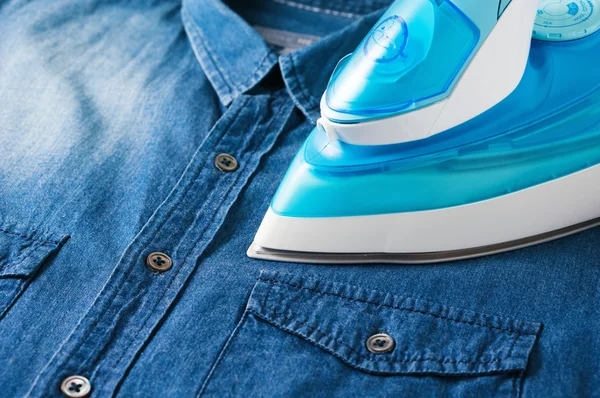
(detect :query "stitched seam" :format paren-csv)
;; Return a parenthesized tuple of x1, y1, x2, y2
(184, 8, 277, 100)
(268, 277, 530, 335)
(271, 0, 363, 18)
(70, 99, 251, 383)
(259, 277, 536, 336)
(515, 370, 525, 398)
(197, 312, 249, 397)
(0, 241, 46, 273)
(263, 277, 275, 309)
(289, 53, 321, 112)
(183, 8, 233, 98)
(0, 228, 61, 245)
(0, 231, 67, 273)
(256, 305, 503, 366)
(0, 279, 27, 321)
(105, 97, 290, 388)
(231, 51, 276, 95)
(506, 334, 519, 359)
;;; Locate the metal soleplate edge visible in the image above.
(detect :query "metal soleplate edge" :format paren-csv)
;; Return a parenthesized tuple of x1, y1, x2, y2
(247, 217, 600, 264)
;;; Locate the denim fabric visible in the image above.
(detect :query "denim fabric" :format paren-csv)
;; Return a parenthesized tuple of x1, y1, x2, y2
(0, 0, 597, 397)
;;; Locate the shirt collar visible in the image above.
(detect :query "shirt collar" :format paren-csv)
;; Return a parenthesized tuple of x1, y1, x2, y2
(182, 0, 388, 122)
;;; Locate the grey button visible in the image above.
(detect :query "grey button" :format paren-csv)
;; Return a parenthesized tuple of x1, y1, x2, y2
(60, 375, 91, 398)
(215, 153, 238, 172)
(146, 252, 173, 272)
(366, 333, 395, 354)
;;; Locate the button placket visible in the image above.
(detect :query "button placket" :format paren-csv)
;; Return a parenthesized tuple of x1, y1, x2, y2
(28, 94, 296, 397)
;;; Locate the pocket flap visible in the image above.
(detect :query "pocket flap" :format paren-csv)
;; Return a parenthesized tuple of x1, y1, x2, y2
(0, 220, 68, 278)
(249, 271, 541, 376)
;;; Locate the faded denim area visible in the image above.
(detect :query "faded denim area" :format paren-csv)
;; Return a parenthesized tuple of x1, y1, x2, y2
(0, 0, 597, 396)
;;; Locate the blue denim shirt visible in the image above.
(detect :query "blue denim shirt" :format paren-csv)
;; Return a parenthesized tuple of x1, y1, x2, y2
(0, 0, 597, 396)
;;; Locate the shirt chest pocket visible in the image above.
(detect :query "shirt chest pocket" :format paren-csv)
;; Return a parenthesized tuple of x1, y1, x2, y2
(201, 271, 541, 397)
(0, 219, 68, 320)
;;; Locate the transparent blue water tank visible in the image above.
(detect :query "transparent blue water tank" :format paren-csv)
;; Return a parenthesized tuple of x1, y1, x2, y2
(324, 0, 480, 120)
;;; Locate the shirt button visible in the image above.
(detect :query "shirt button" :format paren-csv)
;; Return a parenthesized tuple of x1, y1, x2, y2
(366, 333, 395, 354)
(215, 153, 238, 172)
(145, 252, 173, 272)
(60, 375, 91, 398)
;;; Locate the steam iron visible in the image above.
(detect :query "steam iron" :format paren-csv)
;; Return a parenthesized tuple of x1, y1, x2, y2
(248, 0, 600, 264)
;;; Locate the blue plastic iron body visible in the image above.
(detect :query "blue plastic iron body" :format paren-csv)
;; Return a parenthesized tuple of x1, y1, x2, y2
(271, 31, 600, 218)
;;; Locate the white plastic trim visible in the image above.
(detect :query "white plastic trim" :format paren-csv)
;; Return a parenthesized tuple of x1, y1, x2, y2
(320, 0, 540, 146)
(253, 164, 600, 254)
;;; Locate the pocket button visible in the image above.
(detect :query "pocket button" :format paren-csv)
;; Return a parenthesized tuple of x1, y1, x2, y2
(60, 375, 91, 397)
(366, 333, 395, 354)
